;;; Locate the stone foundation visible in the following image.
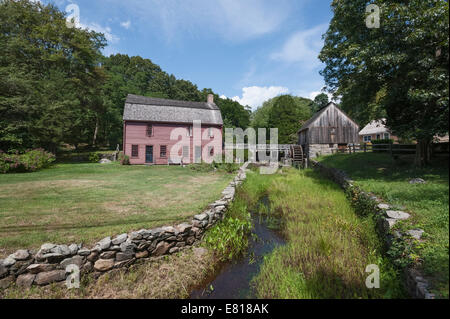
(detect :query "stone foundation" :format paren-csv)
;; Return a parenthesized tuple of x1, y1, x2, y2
(0, 163, 249, 290)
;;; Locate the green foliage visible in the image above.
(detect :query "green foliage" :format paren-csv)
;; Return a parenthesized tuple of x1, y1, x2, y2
(118, 151, 130, 165)
(318, 153, 449, 297)
(371, 139, 394, 145)
(0, 0, 106, 152)
(248, 168, 405, 298)
(88, 153, 100, 163)
(204, 196, 252, 262)
(320, 0, 449, 143)
(190, 161, 239, 174)
(0, 149, 55, 173)
(251, 95, 313, 137)
(312, 93, 329, 113)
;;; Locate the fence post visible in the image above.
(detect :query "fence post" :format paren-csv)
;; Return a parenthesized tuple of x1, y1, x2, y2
(389, 143, 393, 157)
(364, 143, 367, 153)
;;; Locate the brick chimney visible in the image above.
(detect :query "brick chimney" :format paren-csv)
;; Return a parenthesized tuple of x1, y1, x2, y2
(207, 94, 214, 104)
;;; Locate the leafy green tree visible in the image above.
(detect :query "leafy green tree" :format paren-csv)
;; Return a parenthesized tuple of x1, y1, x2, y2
(0, 0, 106, 152)
(320, 0, 449, 165)
(267, 95, 312, 144)
(252, 95, 313, 139)
(312, 93, 329, 113)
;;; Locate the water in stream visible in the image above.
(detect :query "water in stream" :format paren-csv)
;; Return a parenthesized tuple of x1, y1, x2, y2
(190, 200, 286, 299)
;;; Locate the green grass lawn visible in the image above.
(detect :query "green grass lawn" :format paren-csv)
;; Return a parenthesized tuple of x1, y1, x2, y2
(244, 168, 404, 299)
(318, 153, 449, 298)
(0, 163, 233, 255)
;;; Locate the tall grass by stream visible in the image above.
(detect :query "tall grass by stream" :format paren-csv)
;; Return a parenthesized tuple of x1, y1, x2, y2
(247, 168, 405, 299)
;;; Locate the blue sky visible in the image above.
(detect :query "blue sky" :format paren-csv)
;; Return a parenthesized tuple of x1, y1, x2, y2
(39, 0, 334, 110)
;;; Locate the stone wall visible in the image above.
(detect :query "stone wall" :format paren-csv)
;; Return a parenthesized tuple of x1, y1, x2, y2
(310, 160, 434, 299)
(0, 163, 249, 290)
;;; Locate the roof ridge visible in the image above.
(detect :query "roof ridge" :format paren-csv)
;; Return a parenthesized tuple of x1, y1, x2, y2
(126, 94, 218, 110)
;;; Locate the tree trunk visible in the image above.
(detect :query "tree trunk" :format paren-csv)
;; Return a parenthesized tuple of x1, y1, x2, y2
(415, 138, 432, 167)
(92, 117, 99, 148)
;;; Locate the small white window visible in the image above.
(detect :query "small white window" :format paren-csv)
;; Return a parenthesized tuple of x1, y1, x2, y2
(364, 136, 372, 142)
(208, 127, 214, 138)
(384, 133, 390, 139)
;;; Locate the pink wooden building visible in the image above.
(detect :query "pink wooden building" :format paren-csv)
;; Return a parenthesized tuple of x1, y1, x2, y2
(123, 94, 223, 165)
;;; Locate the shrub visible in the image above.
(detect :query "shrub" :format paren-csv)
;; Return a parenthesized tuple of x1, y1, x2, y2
(88, 152, 100, 163)
(118, 151, 130, 165)
(204, 196, 252, 261)
(0, 149, 55, 173)
(371, 139, 394, 145)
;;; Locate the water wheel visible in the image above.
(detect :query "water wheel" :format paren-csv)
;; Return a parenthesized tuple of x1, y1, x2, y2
(290, 145, 305, 168)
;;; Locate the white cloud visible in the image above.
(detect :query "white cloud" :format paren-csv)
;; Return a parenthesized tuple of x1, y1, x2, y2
(232, 86, 289, 109)
(79, 21, 120, 44)
(120, 20, 131, 29)
(271, 24, 328, 69)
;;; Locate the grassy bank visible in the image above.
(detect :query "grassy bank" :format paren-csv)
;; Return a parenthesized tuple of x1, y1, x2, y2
(0, 163, 233, 254)
(318, 153, 449, 298)
(247, 168, 405, 298)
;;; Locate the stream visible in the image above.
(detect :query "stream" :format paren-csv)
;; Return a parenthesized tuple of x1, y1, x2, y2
(190, 197, 286, 299)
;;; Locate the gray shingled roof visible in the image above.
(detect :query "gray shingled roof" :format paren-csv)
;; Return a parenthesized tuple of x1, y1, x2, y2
(123, 94, 223, 125)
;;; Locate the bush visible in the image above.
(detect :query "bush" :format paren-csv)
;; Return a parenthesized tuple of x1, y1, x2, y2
(190, 161, 240, 173)
(204, 196, 252, 261)
(0, 149, 55, 173)
(372, 139, 394, 145)
(118, 151, 130, 165)
(88, 152, 100, 163)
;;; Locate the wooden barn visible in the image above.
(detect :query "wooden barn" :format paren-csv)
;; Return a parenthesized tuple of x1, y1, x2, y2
(297, 102, 359, 159)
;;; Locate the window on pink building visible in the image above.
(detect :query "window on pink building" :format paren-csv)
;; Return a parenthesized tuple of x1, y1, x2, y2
(160, 145, 167, 158)
(131, 145, 139, 157)
(146, 124, 153, 137)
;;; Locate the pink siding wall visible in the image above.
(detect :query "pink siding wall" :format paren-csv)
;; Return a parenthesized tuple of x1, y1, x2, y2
(124, 121, 223, 165)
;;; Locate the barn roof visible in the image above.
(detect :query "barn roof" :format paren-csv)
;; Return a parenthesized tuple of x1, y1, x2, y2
(123, 94, 223, 125)
(297, 102, 359, 134)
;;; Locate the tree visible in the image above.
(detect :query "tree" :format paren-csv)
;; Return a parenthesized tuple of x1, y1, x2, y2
(320, 0, 449, 166)
(267, 95, 312, 144)
(312, 93, 329, 113)
(0, 0, 106, 152)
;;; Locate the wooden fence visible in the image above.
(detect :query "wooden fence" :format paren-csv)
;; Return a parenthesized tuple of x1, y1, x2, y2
(332, 143, 417, 156)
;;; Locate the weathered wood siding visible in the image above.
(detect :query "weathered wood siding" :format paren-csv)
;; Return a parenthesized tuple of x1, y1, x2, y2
(124, 121, 223, 165)
(300, 104, 359, 144)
